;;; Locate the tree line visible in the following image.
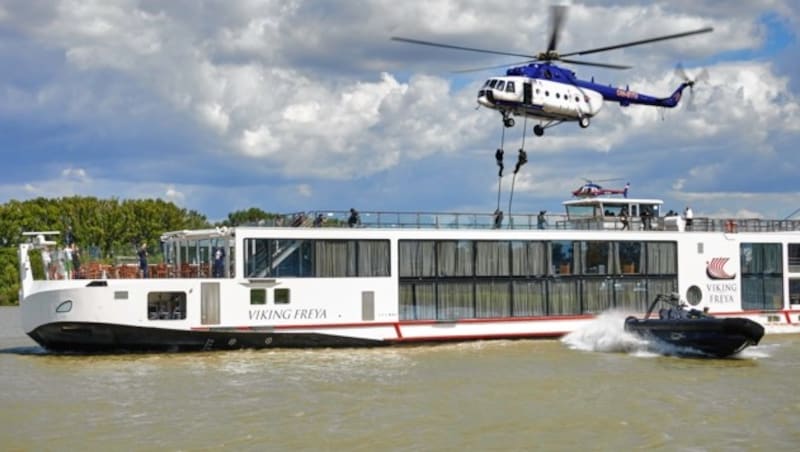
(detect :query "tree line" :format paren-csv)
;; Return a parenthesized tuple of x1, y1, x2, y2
(0, 196, 277, 305)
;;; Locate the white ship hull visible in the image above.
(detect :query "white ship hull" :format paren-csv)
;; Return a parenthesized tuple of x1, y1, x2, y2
(19, 204, 800, 352)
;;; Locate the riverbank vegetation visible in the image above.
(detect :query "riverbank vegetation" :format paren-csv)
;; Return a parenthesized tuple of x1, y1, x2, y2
(0, 197, 276, 305)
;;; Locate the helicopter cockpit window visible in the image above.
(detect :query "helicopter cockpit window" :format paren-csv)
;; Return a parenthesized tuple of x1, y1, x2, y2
(483, 80, 490, 87)
(506, 81, 515, 93)
(489, 79, 498, 88)
(496, 81, 505, 91)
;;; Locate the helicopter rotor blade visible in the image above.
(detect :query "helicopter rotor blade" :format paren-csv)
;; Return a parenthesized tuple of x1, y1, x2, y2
(390, 37, 535, 59)
(559, 27, 714, 58)
(695, 68, 710, 84)
(675, 62, 690, 82)
(451, 60, 537, 74)
(546, 5, 568, 53)
(559, 58, 632, 70)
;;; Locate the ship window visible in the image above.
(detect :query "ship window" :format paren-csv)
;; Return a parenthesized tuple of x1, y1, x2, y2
(582, 241, 610, 275)
(511, 241, 547, 276)
(789, 278, 800, 305)
(741, 243, 783, 310)
(686, 285, 702, 306)
(275, 288, 290, 305)
(250, 288, 266, 305)
(438, 240, 474, 277)
(147, 291, 186, 320)
(399, 240, 436, 277)
(646, 242, 677, 274)
(438, 281, 474, 319)
(244, 238, 389, 278)
(618, 242, 642, 274)
(496, 81, 505, 91)
(475, 241, 510, 276)
(505, 81, 515, 93)
(789, 244, 800, 272)
(552, 241, 574, 275)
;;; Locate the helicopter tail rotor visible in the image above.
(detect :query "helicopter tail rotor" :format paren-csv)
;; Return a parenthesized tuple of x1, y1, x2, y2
(675, 63, 709, 111)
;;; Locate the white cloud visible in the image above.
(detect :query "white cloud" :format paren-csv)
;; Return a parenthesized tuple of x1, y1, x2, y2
(1, 0, 799, 219)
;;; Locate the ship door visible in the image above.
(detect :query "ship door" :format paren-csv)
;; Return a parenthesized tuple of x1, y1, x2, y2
(523, 82, 532, 105)
(201, 282, 220, 325)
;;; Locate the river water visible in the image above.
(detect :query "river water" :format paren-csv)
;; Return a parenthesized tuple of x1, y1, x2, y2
(1, 306, 799, 451)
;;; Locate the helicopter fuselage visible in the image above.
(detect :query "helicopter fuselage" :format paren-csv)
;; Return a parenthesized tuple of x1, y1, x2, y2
(477, 63, 690, 131)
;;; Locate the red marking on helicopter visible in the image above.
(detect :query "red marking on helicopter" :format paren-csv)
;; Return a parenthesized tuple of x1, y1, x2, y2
(616, 89, 639, 99)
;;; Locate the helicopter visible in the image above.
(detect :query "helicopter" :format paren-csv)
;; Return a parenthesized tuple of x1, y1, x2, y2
(572, 179, 629, 198)
(392, 6, 713, 136)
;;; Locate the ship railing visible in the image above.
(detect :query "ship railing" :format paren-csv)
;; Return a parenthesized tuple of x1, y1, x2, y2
(255, 211, 800, 232)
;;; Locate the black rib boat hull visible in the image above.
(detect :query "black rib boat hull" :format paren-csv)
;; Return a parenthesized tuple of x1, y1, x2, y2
(624, 316, 765, 358)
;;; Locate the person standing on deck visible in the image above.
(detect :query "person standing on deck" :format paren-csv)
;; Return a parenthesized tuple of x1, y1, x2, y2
(348, 208, 361, 228)
(684, 206, 694, 231)
(213, 246, 225, 278)
(537, 211, 547, 229)
(138, 242, 148, 278)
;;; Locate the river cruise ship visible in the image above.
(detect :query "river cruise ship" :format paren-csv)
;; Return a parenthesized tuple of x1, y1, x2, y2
(18, 196, 800, 352)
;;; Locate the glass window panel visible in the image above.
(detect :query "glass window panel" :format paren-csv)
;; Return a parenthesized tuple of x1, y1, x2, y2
(548, 280, 580, 315)
(437, 282, 474, 319)
(357, 240, 390, 276)
(789, 244, 800, 273)
(582, 279, 613, 313)
(475, 241, 510, 276)
(552, 241, 574, 275)
(437, 241, 473, 277)
(399, 283, 415, 320)
(613, 278, 650, 312)
(512, 280, 547, 316)
(414, 283, 437, 320)
(646, 242, 677, 274)
(618, 241, 642, 274)
(399, 240, 435, 277)
(476, 281, 510, 318)
(584, 241, 610, 275)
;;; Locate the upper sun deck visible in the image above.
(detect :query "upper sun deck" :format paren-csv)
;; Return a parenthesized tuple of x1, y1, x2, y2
(201, 201, 800, 236)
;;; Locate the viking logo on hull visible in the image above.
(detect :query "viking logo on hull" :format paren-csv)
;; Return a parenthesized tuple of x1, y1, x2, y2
(706, 257, 736, 279)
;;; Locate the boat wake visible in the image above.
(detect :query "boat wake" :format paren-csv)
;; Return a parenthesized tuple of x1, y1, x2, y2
(561, 311, 648, 354)
(561, 310, 768, 359)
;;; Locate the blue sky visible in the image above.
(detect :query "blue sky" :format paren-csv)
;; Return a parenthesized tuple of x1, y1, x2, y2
(1, 0, 799, 221)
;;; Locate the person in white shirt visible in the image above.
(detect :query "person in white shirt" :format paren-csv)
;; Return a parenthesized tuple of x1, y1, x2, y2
(684, 206, 694, 230)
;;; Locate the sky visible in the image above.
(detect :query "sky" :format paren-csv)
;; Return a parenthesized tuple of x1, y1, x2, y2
(1, 0, 799, 222)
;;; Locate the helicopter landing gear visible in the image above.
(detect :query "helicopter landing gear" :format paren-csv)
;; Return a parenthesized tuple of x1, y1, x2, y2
(579, 116, 591, 129)
(501, 112, 515, 128)
(533, 125, 544, 136)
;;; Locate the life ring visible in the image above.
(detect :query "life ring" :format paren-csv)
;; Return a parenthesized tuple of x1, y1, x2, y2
(725, 220, 736, 233)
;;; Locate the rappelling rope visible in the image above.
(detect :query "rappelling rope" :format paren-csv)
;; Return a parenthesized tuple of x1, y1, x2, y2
(507, 118, 528, 228)
(495, 126, 505, 212)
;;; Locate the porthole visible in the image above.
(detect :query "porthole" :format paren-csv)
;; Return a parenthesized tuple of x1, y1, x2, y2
(56, 300, 73, 313)
(686, 285, 702, 306)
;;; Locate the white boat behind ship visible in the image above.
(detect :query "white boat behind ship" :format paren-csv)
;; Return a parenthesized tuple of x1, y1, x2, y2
(17, 196, 800, 352)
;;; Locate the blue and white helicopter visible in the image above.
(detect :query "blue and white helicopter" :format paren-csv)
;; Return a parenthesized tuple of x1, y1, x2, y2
(392, 6, 712, 137)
